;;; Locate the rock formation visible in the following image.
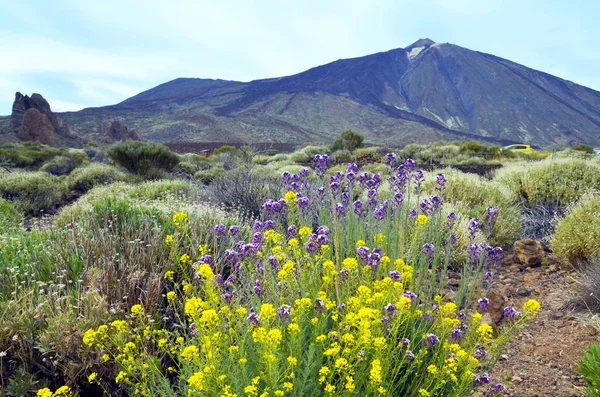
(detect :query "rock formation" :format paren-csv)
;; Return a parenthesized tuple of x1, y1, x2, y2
(17, 108, 59, 146)
(10, 92, 63, 146)
(102, 120, 142, 141)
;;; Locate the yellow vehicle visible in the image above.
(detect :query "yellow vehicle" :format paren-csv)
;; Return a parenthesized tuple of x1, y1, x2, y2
(503, 144, 535, 154)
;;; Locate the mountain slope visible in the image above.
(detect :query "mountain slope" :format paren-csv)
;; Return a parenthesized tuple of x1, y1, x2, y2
(59, 39, 600, 147)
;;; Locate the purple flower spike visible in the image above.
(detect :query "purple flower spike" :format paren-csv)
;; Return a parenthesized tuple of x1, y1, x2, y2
(405, 350, 415, 360)
(385, 153, 397, 167)
(404, 159, 416, 169)
(468, 218, 480, 240)
(277, 305, 292, 321)
(229, 225, 240, 236)
(305, 241, 318, 254)
(287, 225, 297, 237)
(447, 212, 457, 230)
(247, 310, 260, 326)
(347, 163, 359, 173)
(384, 303, 398, 316)
(423, 333, 439, 347)
(388, 270, 402, 281)
(477, 297, 490, 313)
(214, 223, 226, 235)
(403, 291, 417, 304)
(299, 167, 310, 178)
(401, 338, 410, 348)
(502, 306, 521, 322)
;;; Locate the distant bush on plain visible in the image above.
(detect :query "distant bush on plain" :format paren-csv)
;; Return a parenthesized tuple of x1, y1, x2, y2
(107, 140, 180, 177)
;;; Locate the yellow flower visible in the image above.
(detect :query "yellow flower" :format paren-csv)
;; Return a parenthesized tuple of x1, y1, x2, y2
(355, 240, 366, 248)
(373, 337, 386, 349)
(181, 345, 200, 361)
(369, 359, 383, 385)
(115, 371, 127, 384)
(180, 253, 191, 265)
(82, 328, 96, 346)
(259, 303, 276, 321)
(111, 320, 128, 333)
(324, 384, 335, 394)
(283, 382, 293, 391)
(284, 190, 298, 204)
(184, 297, 207, 318)
(416, 214, 429, 226)
(164, 270, 175, 280)
(198, 244, 210, 255)
(287, 356, 298, 366)
(165, 234, 175, 244)
(52, 386, 73, 397)
(200, 309, 219, 326)
(196, 263, 215, 280)
(342, 257, 359, 270)
(102, 353, 110, 362)
(288, 323, 300, 334)
(298, 226, 312, 237)
(477, 323, 493, 340)
(173, 211, 188, 227)
(36, 388, 53, 397)
(288, 238, 299, 247)
(88, 372, 99, 384)
(275, 391, 284, 397)
(427, 364, 437, 374)
(239, 358, 248, 365)
(345, 376, 356, 392)
(523, 299, 541, 317)
(418, 389, 431, 397)
(130, 304, 144, 317)
(167, 291, 177, 303)
(188, 371, 206, 394)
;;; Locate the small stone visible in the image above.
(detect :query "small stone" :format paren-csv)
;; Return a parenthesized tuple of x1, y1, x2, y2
(516, 287, 534, 296)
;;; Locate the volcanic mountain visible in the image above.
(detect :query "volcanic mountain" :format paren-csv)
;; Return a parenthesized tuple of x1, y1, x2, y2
(57, 39, 600, 148)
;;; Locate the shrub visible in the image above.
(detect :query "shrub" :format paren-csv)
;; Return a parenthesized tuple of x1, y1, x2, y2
(571, 144, 595, 154)
(355, 147, 382, 163)
(66, 163, 127, 193)
(194, 167, 226, 185)
(550, 194, 600, 265)
(0, 171, 66, 214)
(495, 159, 600, 207)
(580, 344, 600, 396)
(0, 142, 61, 168)
(107, 141, 180, 177)
(40, 149, 87, 176)
(331, 129, 365, 152)
(83, 146, 108, 163)
(0, 198, 22, 231)
(331, 149, 354, 164)
(424, 169, 521, 246)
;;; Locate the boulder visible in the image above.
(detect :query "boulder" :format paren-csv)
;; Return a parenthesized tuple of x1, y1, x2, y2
(11, 92, 61, 132)
(17, 108, 59, 146)
(514, 239, 545, 267)
(103, 120, 142, 141)
(487, 290, 506, 324)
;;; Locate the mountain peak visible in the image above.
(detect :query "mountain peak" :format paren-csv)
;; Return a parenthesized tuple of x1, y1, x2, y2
(406, 38, 435, 49)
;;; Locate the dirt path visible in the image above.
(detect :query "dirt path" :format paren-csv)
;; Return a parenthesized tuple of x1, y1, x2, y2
(481, 260, 599, 396)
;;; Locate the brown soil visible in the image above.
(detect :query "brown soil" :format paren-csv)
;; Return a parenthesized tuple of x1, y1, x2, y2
(477, 259, 599, 396)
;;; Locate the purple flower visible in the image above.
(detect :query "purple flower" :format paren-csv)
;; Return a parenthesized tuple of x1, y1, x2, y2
(403, 291, 417, 304)
(393, 192, 405, 206)
(503, 306, 521, 322)
(405, 350, 415, 360)
(412, 170, 425, 193)
(475, 345, 490, 361)
(486, 246, 503, 263)
(388, 270, 402, 281)
(247, 310, 260, 326)
(229, 225, 240, 236)
(423, 243, 435, 265)
(338, 268, 349, 281)
(347, 163, 359, 173)
(451, 327, 465, 343)
(353, 200, 364, 216)
(316, 187, 326, 197)
(253, 279, 262, 296)
(468, 243, 483, 264)
(474, 372, 492, 386)
(468, 218, 480, 240)
(435, 173, 447, 192)
(214, 224, 226, 235)
(268, 256, 279, 270)
(188, 322, 198, 337)
(337, 303, 346, 312)
(299, 167, 310, 178)
(287, 225, 297, 237)
(477, 297, 490, 313)
(316, 226, 330, 236)
(490, 384, 508, 396)
(447, 212, 457, 230)
(357, 246, 370, 261)
(484, 206, 498, 233)
(297, 196, 310, 212)
(313, 154, 331, 176)
(404, 159, 416, 169)
(305, 241, 318, 254)
(423, 333, 439, 347)
(385, 152, 397, 167)
(345, 171, 356, 183)
(253, 220, 264, 231)
(401, 338, 410, 348)
(409, 209, 417, 220)
(277, 305, 292, 321)
(264, 220, 275, 230)
(222, 293, 232, 304)
(252, 232, 263, 246)
(335, 202, 346, 217)
(314, 298, 325, 313)
(384, 303, 398, 316)
(449, 234, 458, 245)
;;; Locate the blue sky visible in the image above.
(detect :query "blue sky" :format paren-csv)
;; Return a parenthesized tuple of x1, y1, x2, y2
(1, 0, 599, 114)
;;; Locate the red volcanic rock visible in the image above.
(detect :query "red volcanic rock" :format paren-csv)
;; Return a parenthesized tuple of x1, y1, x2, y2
(17, 108, 59, 146)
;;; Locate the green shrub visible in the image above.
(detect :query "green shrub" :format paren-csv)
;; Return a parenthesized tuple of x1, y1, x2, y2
(580, 343, 600, 396)
(550, 194, 600, 265)
(107, 141, 180, 177)
(331, 129, 365, 152)
(495, 159, 600, 207)
(424, 169, 521, 246)
(66, 163, 127, 193)
(0, 198, 22, 231)
(0, 142, 61, 168)
(194, 167, 226, 185)
(331, 149, 355, 164)
(571, 144, 595, 154)
(355, 147, 382, 163)
(0, 171, 66, 214)
(40, 149, 87, 175)
(555, 148, 595, 160)
(212, 145, 238, 156)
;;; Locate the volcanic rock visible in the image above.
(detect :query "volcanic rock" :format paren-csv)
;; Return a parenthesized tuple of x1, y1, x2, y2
(514, 239, 546, 267)
(103, 120, 142, 141)
(17, 108, 59, 146)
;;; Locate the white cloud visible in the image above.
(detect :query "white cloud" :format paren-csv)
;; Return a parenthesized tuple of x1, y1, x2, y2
(46, 98, 88, 112)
